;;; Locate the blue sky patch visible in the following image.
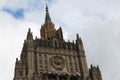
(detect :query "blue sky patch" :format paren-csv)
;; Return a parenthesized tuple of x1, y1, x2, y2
(47, 0, 52, 3)
(3, 8, 24, 20)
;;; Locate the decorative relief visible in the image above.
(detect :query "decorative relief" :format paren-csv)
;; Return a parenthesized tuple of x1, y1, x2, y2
(51, 56, 65, 70)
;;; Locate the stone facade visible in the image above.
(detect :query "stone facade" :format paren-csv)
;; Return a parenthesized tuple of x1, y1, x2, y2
(13, 5, 102, 80)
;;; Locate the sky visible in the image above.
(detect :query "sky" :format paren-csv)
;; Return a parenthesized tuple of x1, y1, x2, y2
(0, 0, 120, 80)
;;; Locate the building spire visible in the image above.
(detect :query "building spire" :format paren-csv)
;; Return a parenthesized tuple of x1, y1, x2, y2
(46, 4, 48, 13)
(45, 4, 52, 24)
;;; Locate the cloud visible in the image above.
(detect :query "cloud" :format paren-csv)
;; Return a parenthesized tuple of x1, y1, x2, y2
(0, 13, 40, 80)
(0, 0, 7, 9)
(2, 0, 46, 11)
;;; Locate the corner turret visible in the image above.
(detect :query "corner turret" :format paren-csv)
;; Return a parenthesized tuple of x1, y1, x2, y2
(76, 34, 84, 52)
(76, 34, 89, 80)
(26, 28, 33, 46)
(89, 65, 102, 80)
(27, 28, 33, 40)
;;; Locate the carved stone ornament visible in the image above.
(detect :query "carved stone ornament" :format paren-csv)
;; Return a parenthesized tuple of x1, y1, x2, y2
(51, 56, 65, 70)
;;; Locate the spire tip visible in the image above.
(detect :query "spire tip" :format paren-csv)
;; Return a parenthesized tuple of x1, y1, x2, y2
(46, 3, 48, 13)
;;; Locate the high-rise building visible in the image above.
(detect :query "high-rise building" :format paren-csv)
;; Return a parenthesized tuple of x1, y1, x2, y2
(13, 5, 102, 80)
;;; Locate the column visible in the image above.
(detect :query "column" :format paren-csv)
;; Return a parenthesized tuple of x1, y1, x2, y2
(46, 75, 48, 80)
(56, 75, 59, 80)
(67, 75, 70, 80)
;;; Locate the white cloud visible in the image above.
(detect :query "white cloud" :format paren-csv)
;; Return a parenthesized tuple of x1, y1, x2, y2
(0, 0, 120, 80)
(0, 10, 40, 80)
(0, 0, 7, 9)
(81, 16, 120, 79)
(1, 0, 46, 11)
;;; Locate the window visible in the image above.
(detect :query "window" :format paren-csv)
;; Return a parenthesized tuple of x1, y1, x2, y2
(19, 71, 22, 76)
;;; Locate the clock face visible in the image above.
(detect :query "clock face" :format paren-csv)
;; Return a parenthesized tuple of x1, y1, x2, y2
(51, 56, 65, 70)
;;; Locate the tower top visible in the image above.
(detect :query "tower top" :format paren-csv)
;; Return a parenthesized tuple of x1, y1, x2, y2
(45, 4, 52, 24)
(46, 4, 48, 13)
